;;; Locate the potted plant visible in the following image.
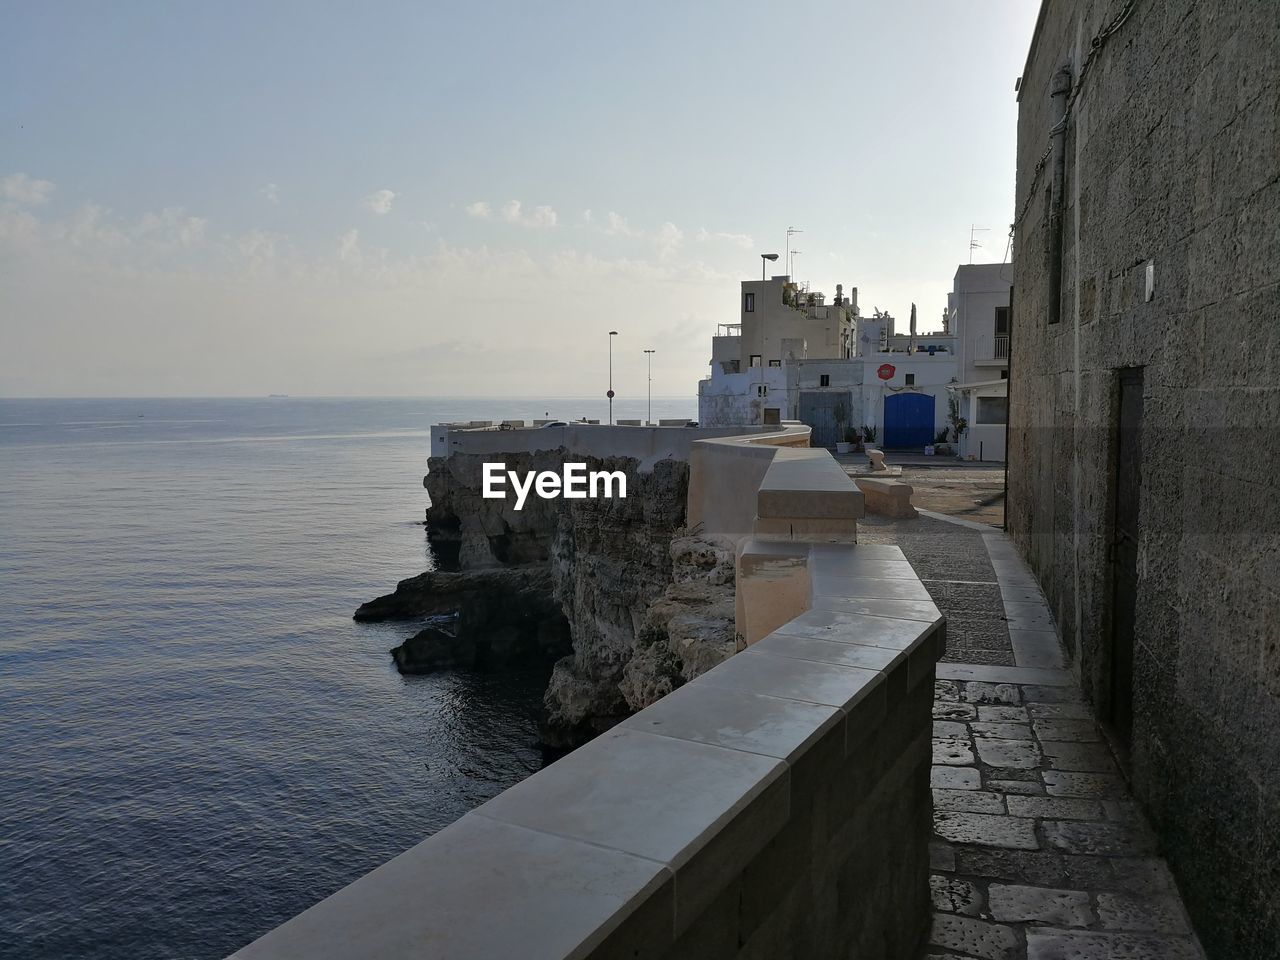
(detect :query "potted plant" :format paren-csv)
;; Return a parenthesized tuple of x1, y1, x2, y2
(836, 426, 857, 455)
(861, 424, 877, 446)
(933, 428, 952, 457)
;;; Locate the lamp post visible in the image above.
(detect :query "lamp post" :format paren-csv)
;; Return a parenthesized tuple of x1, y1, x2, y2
(643, 349, 655, 424)
(608, 330, 618, 424)
(760, 252, 779, 280)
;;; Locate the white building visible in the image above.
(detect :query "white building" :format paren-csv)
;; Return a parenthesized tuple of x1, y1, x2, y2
(697, 263, 1012, 461)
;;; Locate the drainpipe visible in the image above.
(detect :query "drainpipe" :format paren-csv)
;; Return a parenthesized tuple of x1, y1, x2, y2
(1047, 66, 1072, 326)
(1003, 281, 1013, 531)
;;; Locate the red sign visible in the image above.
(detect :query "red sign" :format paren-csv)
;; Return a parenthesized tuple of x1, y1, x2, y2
(877, 363, 896, 381)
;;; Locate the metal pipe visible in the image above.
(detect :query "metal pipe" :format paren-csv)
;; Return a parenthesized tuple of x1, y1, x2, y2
(1047, 66, 1072, 326)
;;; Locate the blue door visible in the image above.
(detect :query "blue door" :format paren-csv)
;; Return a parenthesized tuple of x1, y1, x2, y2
(883, 393, 935, 448)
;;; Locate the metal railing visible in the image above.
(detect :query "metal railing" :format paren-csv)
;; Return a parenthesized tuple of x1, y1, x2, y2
(993, 334, 1010, 359)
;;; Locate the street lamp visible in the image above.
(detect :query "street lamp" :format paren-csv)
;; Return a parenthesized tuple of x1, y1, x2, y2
(608, 331, 618, 424)
(643, 349, 655, 425)
(760, 252, 779, 280)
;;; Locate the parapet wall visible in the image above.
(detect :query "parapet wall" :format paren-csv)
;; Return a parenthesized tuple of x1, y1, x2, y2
(231, 428, 939, 960)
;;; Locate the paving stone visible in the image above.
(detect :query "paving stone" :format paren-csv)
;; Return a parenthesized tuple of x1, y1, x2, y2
(1042, 820, 1157, 857)
(930, 913, 1020, 960)
(1025, 928, 1202, 959)
(1039, 741, 1119, 773)
(931, 875, 985, 917)
(1021, 684, 1083, 703)
(935, 679, 961, 701)
(972, 721, 1034, 740)
(934, 739, 976, 765)
(952, 847, 1070, 887)
(990, 778, 1046, 795)
(1096, 891, 1191, 933)
(1043, 771, 1127, 798)
(935, 701, 978, 721)
(1033, 719, 1101, 742)
(962, 681, 1022, 705)
(1105, 858, 1178, 896)
(1102, 800, 1148, 825)
(1027, 701, 1092, 720)
(930, 841, 958, 872)
(932, 766, 981, 790)
(934, 812, 1040, 850)
(1006, 796, 1106, 820)
(934, 720, 972, 739)
(976, 738, 1042, 770)
(934, 788, 1005, 814)
(978, 705, 1028, 722)
(988, 883, 1093, 926)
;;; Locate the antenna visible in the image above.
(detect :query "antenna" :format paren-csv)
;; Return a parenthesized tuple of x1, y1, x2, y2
(785, 226, 802, 278)
(969, 225, 989, 264)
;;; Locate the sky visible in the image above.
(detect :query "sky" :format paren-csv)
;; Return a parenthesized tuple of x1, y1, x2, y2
(0, 0, 1040, 399)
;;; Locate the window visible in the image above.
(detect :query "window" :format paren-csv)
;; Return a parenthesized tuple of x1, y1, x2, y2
(905, 373, 916, 386)
(977, 396, 1008, 424)
(749, 354, 761, 368)
(819, 374, 831, 387)
(1000, 369, 1009, 380)
(995, 306, 1010, 335)
(768, 359, 781, 368)
(744, 292, 755, 312)
(756, 384, 768, 398)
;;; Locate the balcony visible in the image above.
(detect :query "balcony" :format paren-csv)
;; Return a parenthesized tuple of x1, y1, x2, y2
(973, 333, 1010, 366)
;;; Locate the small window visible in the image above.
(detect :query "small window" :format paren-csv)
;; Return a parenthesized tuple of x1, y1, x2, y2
(1000, 369, 1009, 380)
(768, 359, 781, 368)
(977, 397, 1008, 424)
(744, 292, 755, 312)
(905, 373, 916, 386)
(995, 306, 1010, 335)
(756, 384, 768, 398)
(749, 354, 761, 368)
(819, 374, 831, 387)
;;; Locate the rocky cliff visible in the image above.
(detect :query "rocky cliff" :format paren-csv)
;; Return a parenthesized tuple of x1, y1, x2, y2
(358, 447, 738, 747)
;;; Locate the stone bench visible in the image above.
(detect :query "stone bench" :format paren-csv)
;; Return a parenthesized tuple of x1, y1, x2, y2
(855, 477, 917, 519)
(866, 448, 887, 472)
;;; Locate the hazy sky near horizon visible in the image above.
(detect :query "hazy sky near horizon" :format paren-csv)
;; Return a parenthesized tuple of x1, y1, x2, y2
(2, 1, 1039, 399)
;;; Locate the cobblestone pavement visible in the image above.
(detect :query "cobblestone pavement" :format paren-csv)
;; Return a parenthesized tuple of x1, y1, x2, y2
(865, 517, 1207, 959)
(859, 515, 1017, 667)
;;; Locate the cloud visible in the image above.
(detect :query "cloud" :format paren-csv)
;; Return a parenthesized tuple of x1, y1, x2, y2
(363, 189, 396, 215)
(338, 228, 361, 262)
(695, 227, 753, 249)
(136, 206, 207, 247)
(604, 211, 637, 237)
(3, 172, 55, 206)
(655, 222, 683, 260)
(500, 200, 557, 228)
(259, 183, 280, 204)
(465, 200, 492, 219)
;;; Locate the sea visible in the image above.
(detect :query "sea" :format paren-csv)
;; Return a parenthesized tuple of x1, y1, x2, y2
(0, 395, 696, 960)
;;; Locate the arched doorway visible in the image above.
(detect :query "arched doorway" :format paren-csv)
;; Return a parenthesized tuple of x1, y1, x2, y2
(883, 393, 935, 448)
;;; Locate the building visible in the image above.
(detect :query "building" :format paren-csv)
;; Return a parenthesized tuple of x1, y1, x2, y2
(1009, 2, 1279, 957)
(698, 269, 1013, 461)
(947, 263, 1014, 461)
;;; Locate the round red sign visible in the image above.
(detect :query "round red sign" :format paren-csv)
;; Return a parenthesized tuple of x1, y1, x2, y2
(877, 363, 896, 381)
(606, 389, 615, 399)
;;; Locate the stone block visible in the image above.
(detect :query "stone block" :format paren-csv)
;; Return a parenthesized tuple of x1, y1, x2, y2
(990, 778, 1046, 795)
(931, 766, 981, 790)
(1007, 795, 1106, 821)
(1033, 718, 1102, 742)
(988, 883, 1093, 926)
(978, 705, 1029, 722)
(934, 739, 976, 766)
(1025, 929, 1203, 960)
(972, 721, 1034, 740)
(812, 594, 943, 623)
(1096, 891, 1192, 934)
(930, 875, 984, 916)
(976, 738, 1043, 770)
(962, 681, 1022, 705)
(933, 811, 1039, 850)
(1042, 820, 1158, 858)
(933, 788, 1005, 814)
(1039, 741, 1119, 774)
(935, 701, 978, 721)
(1043, 771, 1127, 799)
(928, 913, 1019, 960)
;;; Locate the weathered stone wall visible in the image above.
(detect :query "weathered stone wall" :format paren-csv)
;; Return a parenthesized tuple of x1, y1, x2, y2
(1010, 3, 1279, 956)
(420, 449, 738, 747)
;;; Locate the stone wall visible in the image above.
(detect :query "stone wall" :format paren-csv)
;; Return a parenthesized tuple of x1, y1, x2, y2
(1009, 2, 1279, 956)
(231, 538, 944, 960)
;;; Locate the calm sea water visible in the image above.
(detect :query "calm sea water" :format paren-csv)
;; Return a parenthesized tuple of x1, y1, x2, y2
(0, 396, 694, 960)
